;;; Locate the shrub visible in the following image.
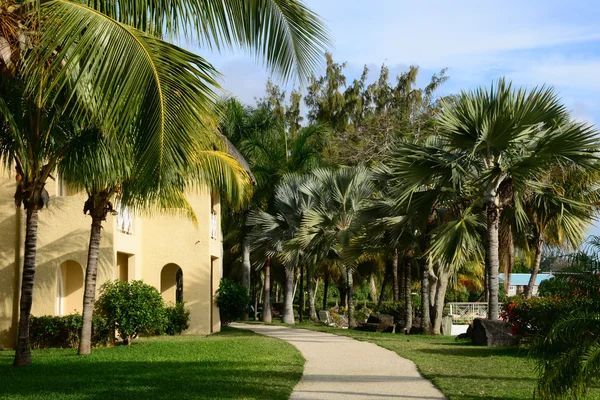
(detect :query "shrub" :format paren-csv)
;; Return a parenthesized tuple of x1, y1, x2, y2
(96, 280, 167, 344)
(29, 314, 111, 349)
(163, 302, 191, 335)
(216, 278, 250, 326)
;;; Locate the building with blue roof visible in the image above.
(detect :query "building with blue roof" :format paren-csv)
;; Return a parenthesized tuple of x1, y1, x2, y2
(499, 273, 554, 296)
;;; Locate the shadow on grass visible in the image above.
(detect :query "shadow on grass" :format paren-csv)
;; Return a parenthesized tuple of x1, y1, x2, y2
(417, 345, 528, 358)
(0, 358, 300, 400)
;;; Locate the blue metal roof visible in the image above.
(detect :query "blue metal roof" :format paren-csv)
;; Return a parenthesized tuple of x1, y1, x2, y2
(499, 273, 553, 286)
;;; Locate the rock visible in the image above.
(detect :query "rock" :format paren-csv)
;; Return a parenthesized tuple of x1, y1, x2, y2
(357, 314, 395, 332)
(470, 318, 520, 347)
(441, 315, 453, 336)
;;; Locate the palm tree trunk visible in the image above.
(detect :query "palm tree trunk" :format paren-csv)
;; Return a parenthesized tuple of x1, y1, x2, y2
(307, 266, 317, 322)
(398, 252, 404, 302)
(298, 264, 304, 323)
(346, 267, 355, 328)
(322, 271, 329, 311)
(525, 234, 544, 299)
(429, 268, 438, 327)
(241, 236, 251, 321)
(78, 216, 103, 355)
(369, 273, 377, 303)
(404, 257, 413, 333)
(262, 257, 272, 323)
(486, 204, 501, 319)
(431, 269, 449, 335)
(392, 248, 399, 302)
(421, 260, 431, 333)
(14, 208, 39, 367)
(282, 267, 295, 324)
(502, 223, 514, 292)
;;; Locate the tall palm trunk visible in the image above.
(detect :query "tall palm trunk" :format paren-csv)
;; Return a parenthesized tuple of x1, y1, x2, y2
(241, 236, 251, 321)
(431, 269, 449, 335)
(486, 203, 500, 319)
(525, 234, 544, 299)
(501, 223, 514, 292)
(369, 273, 377, 303)
(404, 256, 413, 333)
(14, 207, 39, 367)
(78, 215, 103, 355)
(298, 264, 304, 323)
(420, 260, 430, 333)
(346, 267, 355, 328)
(307, 266, 317, 322)
(322, 270, 329, 311)
(282, 267, 295, 324)
(392, 248, 399, 302)
(262, 257, 272, 322)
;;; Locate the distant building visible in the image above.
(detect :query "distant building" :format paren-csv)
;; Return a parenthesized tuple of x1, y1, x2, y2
(499, 273, 554, 296)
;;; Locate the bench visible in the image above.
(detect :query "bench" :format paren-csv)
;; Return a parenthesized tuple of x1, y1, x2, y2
(318, 310, 334, 326)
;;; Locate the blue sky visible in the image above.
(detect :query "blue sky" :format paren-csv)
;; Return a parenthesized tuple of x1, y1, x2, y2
(188, 0, 600, 234)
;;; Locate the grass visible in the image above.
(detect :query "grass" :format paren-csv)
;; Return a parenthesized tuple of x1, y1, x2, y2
(0, 327, 304, 400)
(247, 320, 600, 400)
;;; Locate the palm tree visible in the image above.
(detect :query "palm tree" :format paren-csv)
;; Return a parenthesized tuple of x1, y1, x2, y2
(3, 0, 328, 366)
(530, 312, 600, 399)
(402, 79, 600, 318)
(297, 166, 375, 328)
(247, 174, 315, 324)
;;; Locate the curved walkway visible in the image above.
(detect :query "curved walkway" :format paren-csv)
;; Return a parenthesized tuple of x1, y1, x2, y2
(231, 323, 445, 400)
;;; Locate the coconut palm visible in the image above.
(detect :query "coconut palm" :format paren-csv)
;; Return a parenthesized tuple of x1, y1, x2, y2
(247, 174, 315, 324)
(396, 78, 600, 318)
(296, 166, 376, 328)
(2, 0, 328, 366)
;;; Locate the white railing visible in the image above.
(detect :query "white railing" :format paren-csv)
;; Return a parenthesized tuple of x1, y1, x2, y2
(210, 211, 218, 239)
(448, 302, 488, 323)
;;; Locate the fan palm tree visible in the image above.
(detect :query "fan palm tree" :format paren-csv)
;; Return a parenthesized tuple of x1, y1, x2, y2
(247, 174, 315, 324)
(3, 0, 328, 366)
(297, 166, 376, 327)
(398, 78, 600, 318)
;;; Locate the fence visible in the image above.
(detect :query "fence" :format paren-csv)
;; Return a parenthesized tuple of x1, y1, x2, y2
(448, 302, 488, 324)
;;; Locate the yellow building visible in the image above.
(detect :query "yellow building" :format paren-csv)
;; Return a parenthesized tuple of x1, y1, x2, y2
(0, 169, 225, 349)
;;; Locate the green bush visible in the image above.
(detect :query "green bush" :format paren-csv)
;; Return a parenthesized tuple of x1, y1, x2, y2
(216, 278, 250, 326)
(96, 280, 167, 344)
(29, 314, 111, 349)
(163, 302, 191, 335)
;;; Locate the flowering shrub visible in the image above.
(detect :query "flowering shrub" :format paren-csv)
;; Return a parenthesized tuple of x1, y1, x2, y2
(503, 272, 600, 337)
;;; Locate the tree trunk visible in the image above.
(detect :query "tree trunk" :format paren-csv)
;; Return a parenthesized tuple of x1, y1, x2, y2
(78, 216, 103, 355)
(14, 208, 39, 367)
(398, 252, 404, 302)
(525, 234, 544, 299)
(307, 266, 317, 322)
(338, 281, 348, 309)
(431, 269, 449, 335)
(420, 260, 431, 333)
(241, 236, 251, 321)
(262, 257, 272, 323)
(502, 223, 514, 292)
(404, 257, 413, 333)
(282, 268, 295, 324)
(428, 268, 438, 327)
(378, 274, 387, 308)
(322, 271, 329, 311)
(486, 204, 500, 319)
(392, 248, 399, 302)
(369, 273, 377, 303)
(346, 267, 355, 328)
(299, 264, 305, 322)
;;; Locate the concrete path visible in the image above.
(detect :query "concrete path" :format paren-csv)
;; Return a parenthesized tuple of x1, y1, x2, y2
(231, 323, 445, 400)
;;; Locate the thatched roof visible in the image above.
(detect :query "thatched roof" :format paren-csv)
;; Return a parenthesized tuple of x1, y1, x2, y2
(218, 133, 256, 185)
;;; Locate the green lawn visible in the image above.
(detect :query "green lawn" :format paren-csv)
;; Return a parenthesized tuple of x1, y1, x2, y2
(0, 327, 304, 400)
(248, 321, 600, 400)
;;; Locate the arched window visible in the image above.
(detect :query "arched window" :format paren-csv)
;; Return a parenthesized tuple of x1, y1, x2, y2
(161, 264, 183, 303)
(56, 260, 84, 316)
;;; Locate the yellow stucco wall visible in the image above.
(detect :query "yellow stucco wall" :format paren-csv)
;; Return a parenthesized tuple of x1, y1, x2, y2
(0, 169, 222, 349)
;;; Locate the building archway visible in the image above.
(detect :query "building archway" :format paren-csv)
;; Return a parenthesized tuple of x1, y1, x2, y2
(161, 263, 183, 303)
(56, 260, 84, 316)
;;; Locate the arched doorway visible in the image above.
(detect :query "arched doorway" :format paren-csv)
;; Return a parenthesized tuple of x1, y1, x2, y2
(161, 264, 183, 303)
(56, 260, 84, 316)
